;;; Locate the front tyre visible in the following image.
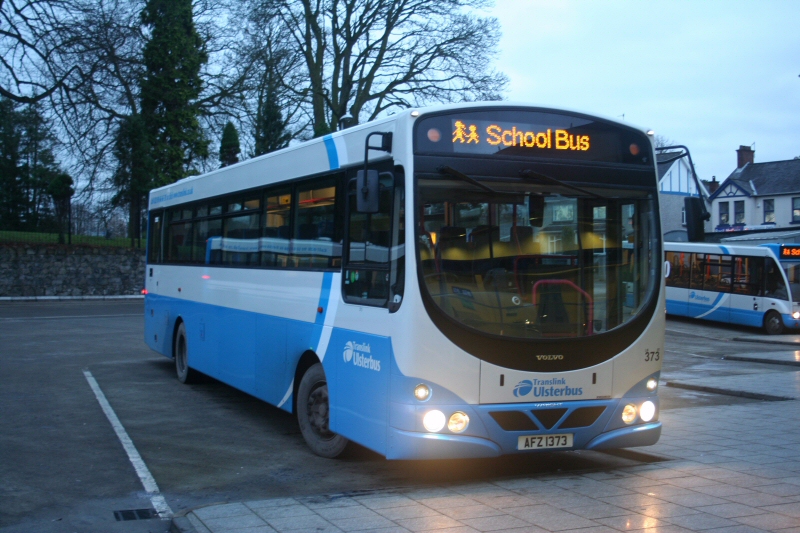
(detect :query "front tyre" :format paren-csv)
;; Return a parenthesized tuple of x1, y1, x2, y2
(297, 363, 348, 458)
(174, 322, 199, 383)
(764, 310, 784, 335)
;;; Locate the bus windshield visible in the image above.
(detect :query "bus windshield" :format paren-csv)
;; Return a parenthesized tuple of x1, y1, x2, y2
(417, 175, 658, 339)
(779, 261, 800, 303)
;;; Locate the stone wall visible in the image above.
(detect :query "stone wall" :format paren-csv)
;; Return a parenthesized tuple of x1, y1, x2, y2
(0, 244, 146, 297)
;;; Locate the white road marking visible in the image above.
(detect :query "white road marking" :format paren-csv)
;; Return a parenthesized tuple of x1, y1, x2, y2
(83, 370, 173, 518)
(0, 314, 140, 321)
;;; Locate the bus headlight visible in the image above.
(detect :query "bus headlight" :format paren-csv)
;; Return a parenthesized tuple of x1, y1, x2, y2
(414, 384, 431, 401)
(621, 404, 637, 424)
(793, 311, 800, 320)
(423, 410, 446, 432)
(646, 378, 658, 391)
(448, 412, 469, 433)
(640, 401, 656, 422)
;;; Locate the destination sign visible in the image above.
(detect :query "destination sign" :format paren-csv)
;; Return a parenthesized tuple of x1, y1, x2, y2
(414, 108, 651, 165)
(451, 120, 591, 152)
(780, 245, 800, 258)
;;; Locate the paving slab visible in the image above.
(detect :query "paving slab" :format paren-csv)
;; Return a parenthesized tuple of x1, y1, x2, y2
(172, 396, 800, 533)
(665, 371, 800, 400)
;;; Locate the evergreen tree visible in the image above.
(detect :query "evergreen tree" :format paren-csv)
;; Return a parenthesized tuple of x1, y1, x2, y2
(112, 114, 154, 245)
(140, 0, 209, 186)
(219, 121, 241, 167)
(253, 86, 291, 156)
(18, 104, 61, 229)
(0, 98, 25, 230)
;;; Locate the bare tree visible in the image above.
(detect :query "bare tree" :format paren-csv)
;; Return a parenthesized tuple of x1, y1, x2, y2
(256, 0, 508, 136)
(0, 0, 84, 103)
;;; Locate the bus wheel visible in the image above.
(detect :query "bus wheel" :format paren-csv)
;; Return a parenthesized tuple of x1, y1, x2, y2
(297, 363, 348, 458)
(764, 310, 784, 335)
(174, 322, 198, 383)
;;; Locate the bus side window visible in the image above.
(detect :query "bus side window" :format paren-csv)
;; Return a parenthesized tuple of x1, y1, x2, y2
(263, 189, 292, 267)
(293, 178, 340, 269)
(765, 257, 789, 300)
(689, 253, 703, 291)
(666, 251, 689, 288)
(148, 211, 163, 264)
(733, 256, 763, 296)
(343, 172, 395, 307)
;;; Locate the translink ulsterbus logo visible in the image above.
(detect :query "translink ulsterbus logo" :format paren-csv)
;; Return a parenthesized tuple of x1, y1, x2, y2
(343, 341, 381, 372)
(689, 291, 711, 302)
(513, 379, 583, 398)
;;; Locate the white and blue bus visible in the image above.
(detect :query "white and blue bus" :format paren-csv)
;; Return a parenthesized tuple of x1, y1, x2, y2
(665, 242, 800, 334)
(145, 103, 665, 459)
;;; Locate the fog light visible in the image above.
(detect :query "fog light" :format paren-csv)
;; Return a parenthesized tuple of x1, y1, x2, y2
(423, 410, 446, 432)
(448, 412, 469, 433)
(622, 404, 637, 424)
(646, 378, 658, 391)
(793, 311, 800, 320)
(640, 401, 656, 422)
(414, 384, 431, 401)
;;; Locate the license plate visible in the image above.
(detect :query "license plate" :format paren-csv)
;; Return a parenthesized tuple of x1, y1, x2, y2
(518, 433, 573, 450)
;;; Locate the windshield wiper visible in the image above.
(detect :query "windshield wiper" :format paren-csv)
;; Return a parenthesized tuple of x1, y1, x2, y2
(437, 166, 526, 203)
(520, 169, 604, 200)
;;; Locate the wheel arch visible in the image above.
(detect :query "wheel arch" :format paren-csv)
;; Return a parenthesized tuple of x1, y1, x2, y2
(292, 350, 321, 414)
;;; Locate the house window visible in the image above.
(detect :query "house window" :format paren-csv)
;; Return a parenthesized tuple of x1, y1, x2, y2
(719, 202, 729, 225)
(794, 198, 800, 223)
(681, 206, 686, 226)
(734, 201, 744, 225)
(764, 199, 775, 223)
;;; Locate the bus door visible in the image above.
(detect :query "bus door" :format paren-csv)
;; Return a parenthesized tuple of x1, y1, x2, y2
(328, 165, 404, 454)
(729, 255, 765, 328)
(688, 253, 731, 322)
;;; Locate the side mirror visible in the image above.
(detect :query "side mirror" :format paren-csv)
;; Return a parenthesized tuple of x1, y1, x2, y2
(684, 196, 709, 242)
(529, 195, 545, 228)
(356, 169, 380, 213)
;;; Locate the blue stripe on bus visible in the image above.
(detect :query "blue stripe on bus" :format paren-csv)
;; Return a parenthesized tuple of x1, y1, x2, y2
(323, 135, 339, 169)
(316, 271, 333, 326)
(720, 245, 731, 255)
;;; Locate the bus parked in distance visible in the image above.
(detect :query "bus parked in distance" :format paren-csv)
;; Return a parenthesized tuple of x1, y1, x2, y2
(665, 242, 800, 334)
(145, 103, 665, 459)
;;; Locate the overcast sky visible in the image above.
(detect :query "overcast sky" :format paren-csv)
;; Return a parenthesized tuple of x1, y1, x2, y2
(488, 0, 799, 183)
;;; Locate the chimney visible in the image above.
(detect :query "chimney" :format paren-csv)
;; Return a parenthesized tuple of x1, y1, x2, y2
(706, 176, 719, 194)
(737, 145, 754, 168)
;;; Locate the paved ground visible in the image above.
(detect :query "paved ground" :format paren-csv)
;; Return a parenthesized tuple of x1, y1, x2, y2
(174, 351, 800, 533)
(3, 300, 799, 533)
(176, 400, 800, 533)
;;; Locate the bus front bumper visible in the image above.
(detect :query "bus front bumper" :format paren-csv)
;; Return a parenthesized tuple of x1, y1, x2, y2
(385, 421, 662, 460)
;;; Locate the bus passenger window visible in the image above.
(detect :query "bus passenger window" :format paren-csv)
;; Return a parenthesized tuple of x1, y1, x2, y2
(223, 214, 260, 266)
(294, 180, 339, 268)
(665, 251, 689, 288)
(194, 218, 222, 265)
(148, 212, 163, 264)
(732, 256, 763, 296)
(689, 253, 704, 290)
(167, 220, 193, 263)
(263, 189, 292, 267)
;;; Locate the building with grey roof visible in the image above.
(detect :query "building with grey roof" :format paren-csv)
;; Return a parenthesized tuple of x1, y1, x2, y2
(709, 146, 800, 233)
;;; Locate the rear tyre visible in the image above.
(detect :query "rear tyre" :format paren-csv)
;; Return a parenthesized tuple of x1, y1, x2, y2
(174, 322, 199, 383)
(764, 310, 784, 335)
(297, 363, 348, 458)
